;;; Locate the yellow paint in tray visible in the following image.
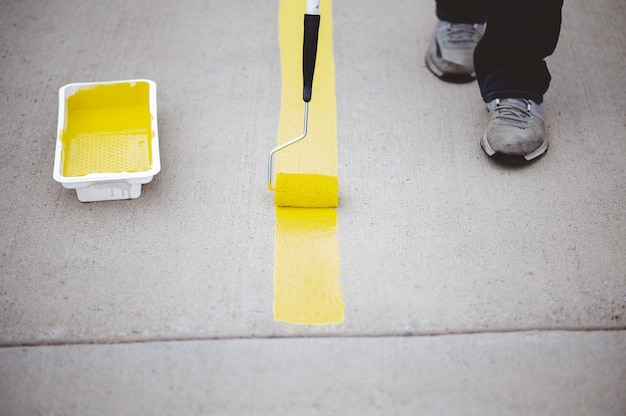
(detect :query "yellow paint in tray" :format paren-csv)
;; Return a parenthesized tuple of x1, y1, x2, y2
(61, 81, 153, 177)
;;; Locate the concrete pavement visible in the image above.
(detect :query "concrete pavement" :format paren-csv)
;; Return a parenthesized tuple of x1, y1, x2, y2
(2, 331, 625, 415)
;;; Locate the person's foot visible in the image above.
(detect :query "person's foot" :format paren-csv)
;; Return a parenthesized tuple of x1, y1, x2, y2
(481, 98, 548, 162)
(425, 20, 485, 83)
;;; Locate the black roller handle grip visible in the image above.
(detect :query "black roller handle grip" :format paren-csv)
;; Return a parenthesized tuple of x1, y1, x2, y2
(302, 14, 320, 103)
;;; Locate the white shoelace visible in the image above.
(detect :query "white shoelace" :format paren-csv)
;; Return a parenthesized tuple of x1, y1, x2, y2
(491, 99, 534, 127)
(445, 23, 482, 45)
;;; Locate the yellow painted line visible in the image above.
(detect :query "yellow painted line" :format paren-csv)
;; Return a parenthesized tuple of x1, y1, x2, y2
(274, 208, 343, 324)
(273, 0, 344, 325)
(273, 0, 338, 208)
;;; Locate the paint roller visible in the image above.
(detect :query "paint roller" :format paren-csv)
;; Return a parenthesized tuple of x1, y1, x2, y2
(267, 0, 339, 208)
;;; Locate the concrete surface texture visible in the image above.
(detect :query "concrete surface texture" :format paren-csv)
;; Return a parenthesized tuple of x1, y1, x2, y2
(0, 0, 624, 414)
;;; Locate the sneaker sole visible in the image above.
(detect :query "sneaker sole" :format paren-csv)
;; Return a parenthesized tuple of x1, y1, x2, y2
(481, 131, 549, 162)
(425, 55, 476, 84)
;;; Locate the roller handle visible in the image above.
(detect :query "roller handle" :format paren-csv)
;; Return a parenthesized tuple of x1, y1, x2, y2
(302, 14, 320, 103)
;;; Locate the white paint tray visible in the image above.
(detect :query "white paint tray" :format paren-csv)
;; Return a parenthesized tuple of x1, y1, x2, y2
(53, 79, 160, 202)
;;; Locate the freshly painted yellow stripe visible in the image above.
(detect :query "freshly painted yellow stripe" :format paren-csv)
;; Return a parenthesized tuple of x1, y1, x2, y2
(273, 0, 344, 325)
(274, 208, 343, 324)
(273, 0, 338, 208)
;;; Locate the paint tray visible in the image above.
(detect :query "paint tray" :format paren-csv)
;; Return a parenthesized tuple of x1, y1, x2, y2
(53, 79, 160, 202)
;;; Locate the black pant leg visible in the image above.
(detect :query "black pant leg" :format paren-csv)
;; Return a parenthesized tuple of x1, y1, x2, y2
(474, 0, 564, 103)
(435, 0, 487, 23)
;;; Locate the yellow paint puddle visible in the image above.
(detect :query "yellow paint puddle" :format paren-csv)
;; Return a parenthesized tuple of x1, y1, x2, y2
(61, 82, 153, 177)
(273, 0, 344, 325)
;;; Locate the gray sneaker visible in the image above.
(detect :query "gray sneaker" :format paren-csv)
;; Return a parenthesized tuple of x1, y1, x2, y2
(481, 98, 548, 162)
(425, 20, 485, 83)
